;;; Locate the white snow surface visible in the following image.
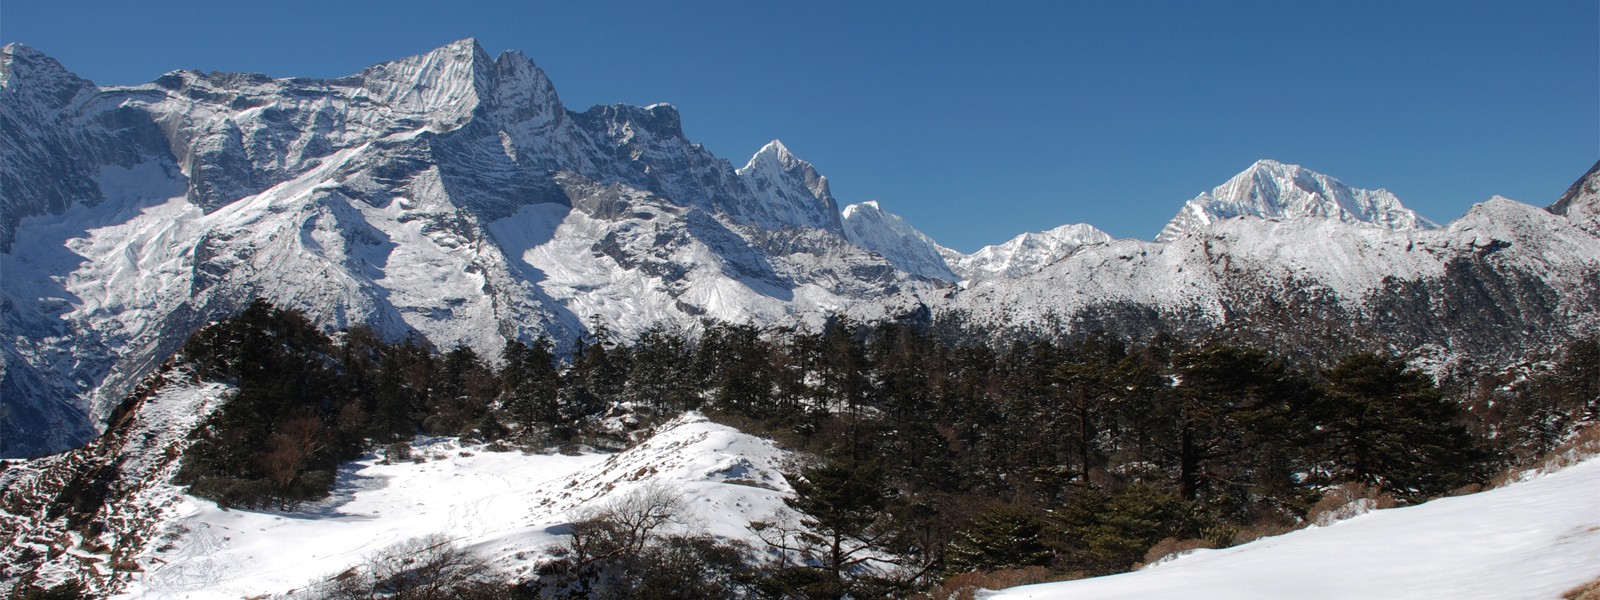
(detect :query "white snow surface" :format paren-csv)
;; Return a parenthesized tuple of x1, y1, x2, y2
(116, 412, 793, 599)
(987, 456, 1600, 600)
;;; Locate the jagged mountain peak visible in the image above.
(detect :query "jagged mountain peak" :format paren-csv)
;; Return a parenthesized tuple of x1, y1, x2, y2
(356, 38, 513, 128)
(841, 199, 881, 218)
(1155, 159, 1437, 242)
(944, 222, 1113, 281)
(735, 139, 840, 231)
(840, 200, 958, 281)
(741, 140, 823, 193)
(1549, 159, 1600, 227)
(1, 42, 96, 107)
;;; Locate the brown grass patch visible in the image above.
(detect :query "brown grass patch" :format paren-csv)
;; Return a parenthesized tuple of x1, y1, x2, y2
(1306, 482, 1398, 527)
(916, 567, 1071, 600)
(1563, 575, 1600, 600)
(1493, 424, 1600, 489)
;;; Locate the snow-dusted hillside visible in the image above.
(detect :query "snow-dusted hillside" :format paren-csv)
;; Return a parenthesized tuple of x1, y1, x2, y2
(987, 456, 1600, 600)
(0, 367, 230, 593)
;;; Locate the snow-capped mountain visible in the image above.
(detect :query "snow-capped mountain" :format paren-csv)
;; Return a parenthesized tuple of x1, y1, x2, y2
(1155, 159, 1436, 242)
(0, 40, 942, 457)
(840, 200, 958, 281)
(1550, 159, 1600, 229)
(948, 192, 1600, 375)
(3, 38, 1598, 460)
(942, 222, 1114, 282)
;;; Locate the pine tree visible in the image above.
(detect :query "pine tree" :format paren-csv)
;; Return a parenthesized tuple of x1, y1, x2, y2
(946, 504, 1054, 573)
(1321, 353, 1487, 499)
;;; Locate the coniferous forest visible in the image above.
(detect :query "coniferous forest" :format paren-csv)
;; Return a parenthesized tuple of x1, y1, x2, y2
(154, 300, 1597, 599)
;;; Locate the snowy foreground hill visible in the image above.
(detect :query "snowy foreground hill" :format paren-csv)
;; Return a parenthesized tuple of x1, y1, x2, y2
(986, 456, 1600, 600)
(121, 413, 790, 598)
(0, 368, 794, 598)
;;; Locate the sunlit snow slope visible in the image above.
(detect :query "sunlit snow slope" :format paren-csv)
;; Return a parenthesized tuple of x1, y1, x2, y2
(988, 457, 1600, 600)
(116, 413, 791, 599)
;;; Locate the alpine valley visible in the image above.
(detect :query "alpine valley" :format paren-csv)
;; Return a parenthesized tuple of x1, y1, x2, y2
(2, 40, 1598, 598)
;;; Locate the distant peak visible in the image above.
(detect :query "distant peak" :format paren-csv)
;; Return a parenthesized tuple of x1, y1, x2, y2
(1247, 158, 1292, 170)
(1, 42, 41, 59)
(755, 139, 794, 161)
(2, 42, 96, 105)
(840, 200, 882, 220)
(1549, 159, 1600, 224)
(743, 139, 809, 172)
(1155, 160, 1435, 242)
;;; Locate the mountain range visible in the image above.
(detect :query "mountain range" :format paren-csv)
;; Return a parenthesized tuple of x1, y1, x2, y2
(3, 39, 1598, 458)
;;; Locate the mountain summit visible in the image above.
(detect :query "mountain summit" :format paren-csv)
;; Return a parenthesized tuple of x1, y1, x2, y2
(1155, 159, 1436, 242)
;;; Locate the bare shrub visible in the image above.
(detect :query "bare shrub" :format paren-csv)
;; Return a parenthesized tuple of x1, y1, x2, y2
(1306, 482, 1398, 527)
(1139, 537, 1212, 567)
(532, 483, 754, 598)
(305, 534, 501, 600)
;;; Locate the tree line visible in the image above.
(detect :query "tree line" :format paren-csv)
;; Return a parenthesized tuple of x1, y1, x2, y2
(164, 299, 1596, 598)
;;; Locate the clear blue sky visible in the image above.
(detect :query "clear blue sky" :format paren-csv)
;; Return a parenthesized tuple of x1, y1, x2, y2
(5, 1, 1596, 251)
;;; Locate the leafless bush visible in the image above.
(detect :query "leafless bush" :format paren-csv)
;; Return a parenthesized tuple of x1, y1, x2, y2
(305, 534, 503, 600)
(1139, 536, 1213, 567)
(1306, 482, 1398, 527)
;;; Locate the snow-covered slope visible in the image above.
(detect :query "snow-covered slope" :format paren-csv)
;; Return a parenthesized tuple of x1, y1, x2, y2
(117, 412, 790, 599)
(841, 200, 958, 281)
(987, 456, 1600, 600)
(0, 40, 942, 457)
(943, 223, 1113, 282)
(1155, 159, 1436, 242)
(1, 405, 794, 598)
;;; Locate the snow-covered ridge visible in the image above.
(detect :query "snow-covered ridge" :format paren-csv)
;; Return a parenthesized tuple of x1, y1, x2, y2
(1155, 159, 1436, 242)
(944, 222, 1114, 282)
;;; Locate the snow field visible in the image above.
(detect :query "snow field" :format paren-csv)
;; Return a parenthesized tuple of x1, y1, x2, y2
(118, 413, 791, 599)
(986, 456, 1600, 600)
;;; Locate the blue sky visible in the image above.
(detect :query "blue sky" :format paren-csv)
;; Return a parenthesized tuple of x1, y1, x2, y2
(5, 1, 1595, 251)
